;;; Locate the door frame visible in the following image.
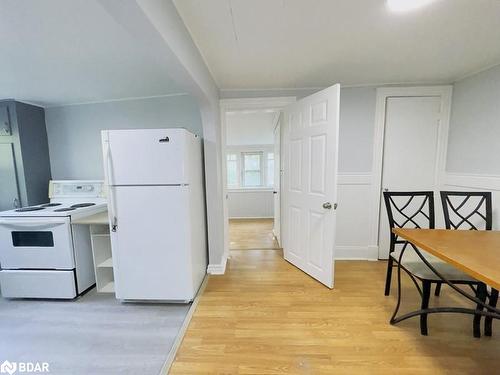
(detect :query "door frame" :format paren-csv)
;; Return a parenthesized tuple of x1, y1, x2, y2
(272, 114, 281, 245)
(368, 86, 453, 259)
(219, 97, 296, 264)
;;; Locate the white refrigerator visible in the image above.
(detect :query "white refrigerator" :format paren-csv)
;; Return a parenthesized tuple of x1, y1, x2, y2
(101, 128, 207, 301)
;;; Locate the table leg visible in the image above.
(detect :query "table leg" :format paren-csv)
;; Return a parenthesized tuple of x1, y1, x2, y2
(389, 243, 500, 336)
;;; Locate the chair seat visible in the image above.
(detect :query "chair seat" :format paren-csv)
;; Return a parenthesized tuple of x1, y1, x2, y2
(390, 248, 477, 282)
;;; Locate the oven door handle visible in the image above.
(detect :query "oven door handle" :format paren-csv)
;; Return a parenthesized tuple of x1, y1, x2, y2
(0, 220, 67, 230)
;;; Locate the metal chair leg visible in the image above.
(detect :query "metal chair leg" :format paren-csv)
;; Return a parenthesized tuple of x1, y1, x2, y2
(473, 283, 487, 338)
(485, 288, 499, 337)
(434, 282, 442, 296)
(384, 256, 394, 296)
(420, 281, 431, 335)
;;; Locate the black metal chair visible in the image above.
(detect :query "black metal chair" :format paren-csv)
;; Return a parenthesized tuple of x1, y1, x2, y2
(384, 191, 486, 336)
(383, 191, 435, 297)
(440, 191, 497, 336)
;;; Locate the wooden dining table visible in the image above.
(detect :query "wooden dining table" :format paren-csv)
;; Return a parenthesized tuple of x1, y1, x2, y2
(390, 228, 500, 336)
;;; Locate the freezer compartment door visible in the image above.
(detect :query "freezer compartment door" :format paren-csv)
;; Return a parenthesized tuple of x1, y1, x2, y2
(0, 270, 77, 299)
(103, 128, 196, 185)
(110, 185, 194, 300)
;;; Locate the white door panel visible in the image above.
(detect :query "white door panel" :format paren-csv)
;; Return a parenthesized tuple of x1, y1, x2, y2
(378, 96, 441, 259)
(282, 84, 340, 288)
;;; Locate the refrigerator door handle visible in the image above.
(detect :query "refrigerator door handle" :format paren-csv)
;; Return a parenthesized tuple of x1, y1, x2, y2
(104, 137, 118, 232)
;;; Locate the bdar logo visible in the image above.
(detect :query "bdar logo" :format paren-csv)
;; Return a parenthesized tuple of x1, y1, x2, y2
(0, 361, 17, 375)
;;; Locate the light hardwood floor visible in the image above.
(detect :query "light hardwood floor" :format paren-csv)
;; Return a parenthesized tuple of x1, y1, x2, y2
(170, 250, 499, 374)
(229, 218, 279, 250)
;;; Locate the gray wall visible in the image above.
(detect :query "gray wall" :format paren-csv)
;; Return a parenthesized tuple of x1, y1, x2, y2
(45, 94, 203, 179)
(338, 87, 376, 173)
(446, 64, 500, 174)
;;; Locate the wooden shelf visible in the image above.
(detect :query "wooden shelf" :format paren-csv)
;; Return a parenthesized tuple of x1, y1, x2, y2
(99, 281, 114, 293)
(97, 258, 113, 268)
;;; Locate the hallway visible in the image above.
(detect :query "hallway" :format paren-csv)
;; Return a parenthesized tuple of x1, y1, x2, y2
(229, 218, 280, 250)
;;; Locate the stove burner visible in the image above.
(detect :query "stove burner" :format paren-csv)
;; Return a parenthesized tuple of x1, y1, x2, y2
(15, 206, 46, 212)
(40, 203, 62, 207)
(70, 203, 96, 208)
(53, 207, 76, 212)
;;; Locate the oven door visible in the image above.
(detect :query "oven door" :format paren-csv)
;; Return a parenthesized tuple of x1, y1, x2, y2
(0, 217, 75, 269)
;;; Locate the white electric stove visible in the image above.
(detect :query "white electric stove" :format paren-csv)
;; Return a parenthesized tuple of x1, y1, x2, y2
(0, 180, 107, 299)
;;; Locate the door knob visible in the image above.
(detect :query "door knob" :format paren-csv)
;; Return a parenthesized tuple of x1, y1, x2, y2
(323, 202, 332, 209)
(273, 191, 278, 194)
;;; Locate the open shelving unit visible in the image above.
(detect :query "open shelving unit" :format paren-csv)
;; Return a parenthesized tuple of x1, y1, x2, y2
(90, 224, 115, 293)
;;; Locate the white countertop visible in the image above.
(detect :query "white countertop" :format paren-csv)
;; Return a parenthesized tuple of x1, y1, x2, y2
(72, 211, 109, 225)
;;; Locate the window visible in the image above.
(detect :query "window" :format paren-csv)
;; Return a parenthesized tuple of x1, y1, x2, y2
(242, 152, 262, 187)
(266, 152, 274, 187)
(226, 149, 274, 188)
(226, 153, 239, 188)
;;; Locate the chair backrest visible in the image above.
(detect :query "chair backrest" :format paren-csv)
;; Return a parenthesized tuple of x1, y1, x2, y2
(440, 191, 492, 230)
(383, 191, 435, 248)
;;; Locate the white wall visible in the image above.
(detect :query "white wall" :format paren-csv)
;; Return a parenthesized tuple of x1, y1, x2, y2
(226, 111, 276, 146)
(446, 64, 500, 175)
(335, 87, 376, 258)
(45, 94, 203, 180)
(227, 190, 274, 218)
(443, 64, 500, 230)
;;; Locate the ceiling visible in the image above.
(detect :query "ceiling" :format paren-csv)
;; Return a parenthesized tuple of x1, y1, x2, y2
(0, 0, 184, 107)
(174, 0, 500, 90)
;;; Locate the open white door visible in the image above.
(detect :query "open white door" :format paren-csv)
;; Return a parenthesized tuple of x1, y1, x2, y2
(282, 84, 340, 288)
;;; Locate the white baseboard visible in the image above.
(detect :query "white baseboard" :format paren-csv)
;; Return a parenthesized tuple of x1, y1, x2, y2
(367, 245, 379, 260)
(207, 253, 228, 275)
(335, 245, 378, 260)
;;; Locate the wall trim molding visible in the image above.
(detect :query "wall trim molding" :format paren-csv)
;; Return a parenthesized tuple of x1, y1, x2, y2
(337, 173, 372, 185)
(45, 92, 190, 109)
(207, 253, 228, 275)
(335, 246, 378, 260)
(443, 173, 500, 191)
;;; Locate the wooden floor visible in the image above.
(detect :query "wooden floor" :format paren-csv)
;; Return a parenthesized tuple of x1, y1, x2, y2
(170, 250, 499, 374)
(229, 219, 279, 250)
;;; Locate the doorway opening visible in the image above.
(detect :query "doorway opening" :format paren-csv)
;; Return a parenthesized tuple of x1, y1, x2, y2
(220, 86, 340, 289)
(220, 98, 295, 258)
(224, 109, 281, 252)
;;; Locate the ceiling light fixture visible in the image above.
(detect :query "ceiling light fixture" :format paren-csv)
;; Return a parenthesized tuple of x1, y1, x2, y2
(386, 0, 436, 13)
